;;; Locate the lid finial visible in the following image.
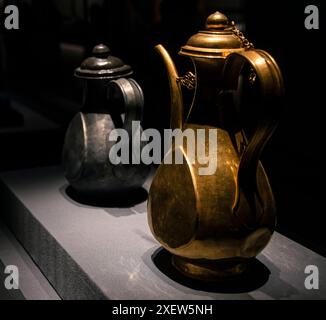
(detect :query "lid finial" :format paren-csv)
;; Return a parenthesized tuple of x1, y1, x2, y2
(92, 44, 111, 58)
(206, 11, 229, 30)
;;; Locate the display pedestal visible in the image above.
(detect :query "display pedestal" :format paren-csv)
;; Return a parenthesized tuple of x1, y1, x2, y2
(0, 220, 60, 300)
(0, 167, 325, 300)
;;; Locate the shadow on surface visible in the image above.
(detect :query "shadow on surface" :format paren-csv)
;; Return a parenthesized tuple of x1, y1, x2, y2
(152, 248, 271, 294)
(62, 185, 148, 208)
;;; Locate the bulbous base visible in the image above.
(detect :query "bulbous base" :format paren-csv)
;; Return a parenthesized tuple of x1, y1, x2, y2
(172, 255, 249, 282)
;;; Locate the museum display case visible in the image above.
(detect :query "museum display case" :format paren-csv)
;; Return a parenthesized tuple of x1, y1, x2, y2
(0, 0, 325, 302)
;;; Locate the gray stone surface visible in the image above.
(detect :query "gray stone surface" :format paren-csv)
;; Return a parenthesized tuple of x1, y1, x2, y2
(0, 221, 60, 300)
(0, 166, 325, 300)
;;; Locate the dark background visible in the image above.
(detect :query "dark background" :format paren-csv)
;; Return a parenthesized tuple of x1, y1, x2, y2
(0, 0, 325, 255)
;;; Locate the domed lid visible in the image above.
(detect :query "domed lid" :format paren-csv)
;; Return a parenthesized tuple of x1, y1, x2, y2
(180, 12, 249, 59)
(75, 44, 133, 79)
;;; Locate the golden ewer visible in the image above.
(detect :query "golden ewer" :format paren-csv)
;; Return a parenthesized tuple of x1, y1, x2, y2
(148, 12, 284, 281)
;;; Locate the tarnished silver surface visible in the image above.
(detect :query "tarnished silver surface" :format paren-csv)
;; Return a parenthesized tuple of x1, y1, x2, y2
(63, 45, 150, 196)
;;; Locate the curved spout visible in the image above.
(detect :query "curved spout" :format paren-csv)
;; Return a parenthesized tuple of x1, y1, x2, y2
(155, 45, 184, 130)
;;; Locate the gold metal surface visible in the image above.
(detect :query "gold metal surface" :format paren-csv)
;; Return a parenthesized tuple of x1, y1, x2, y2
(148, 11, 284, 281)
(155, 45, 184, 130)
(179, 12, 245, 59)
(177, 71, 197, 90)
